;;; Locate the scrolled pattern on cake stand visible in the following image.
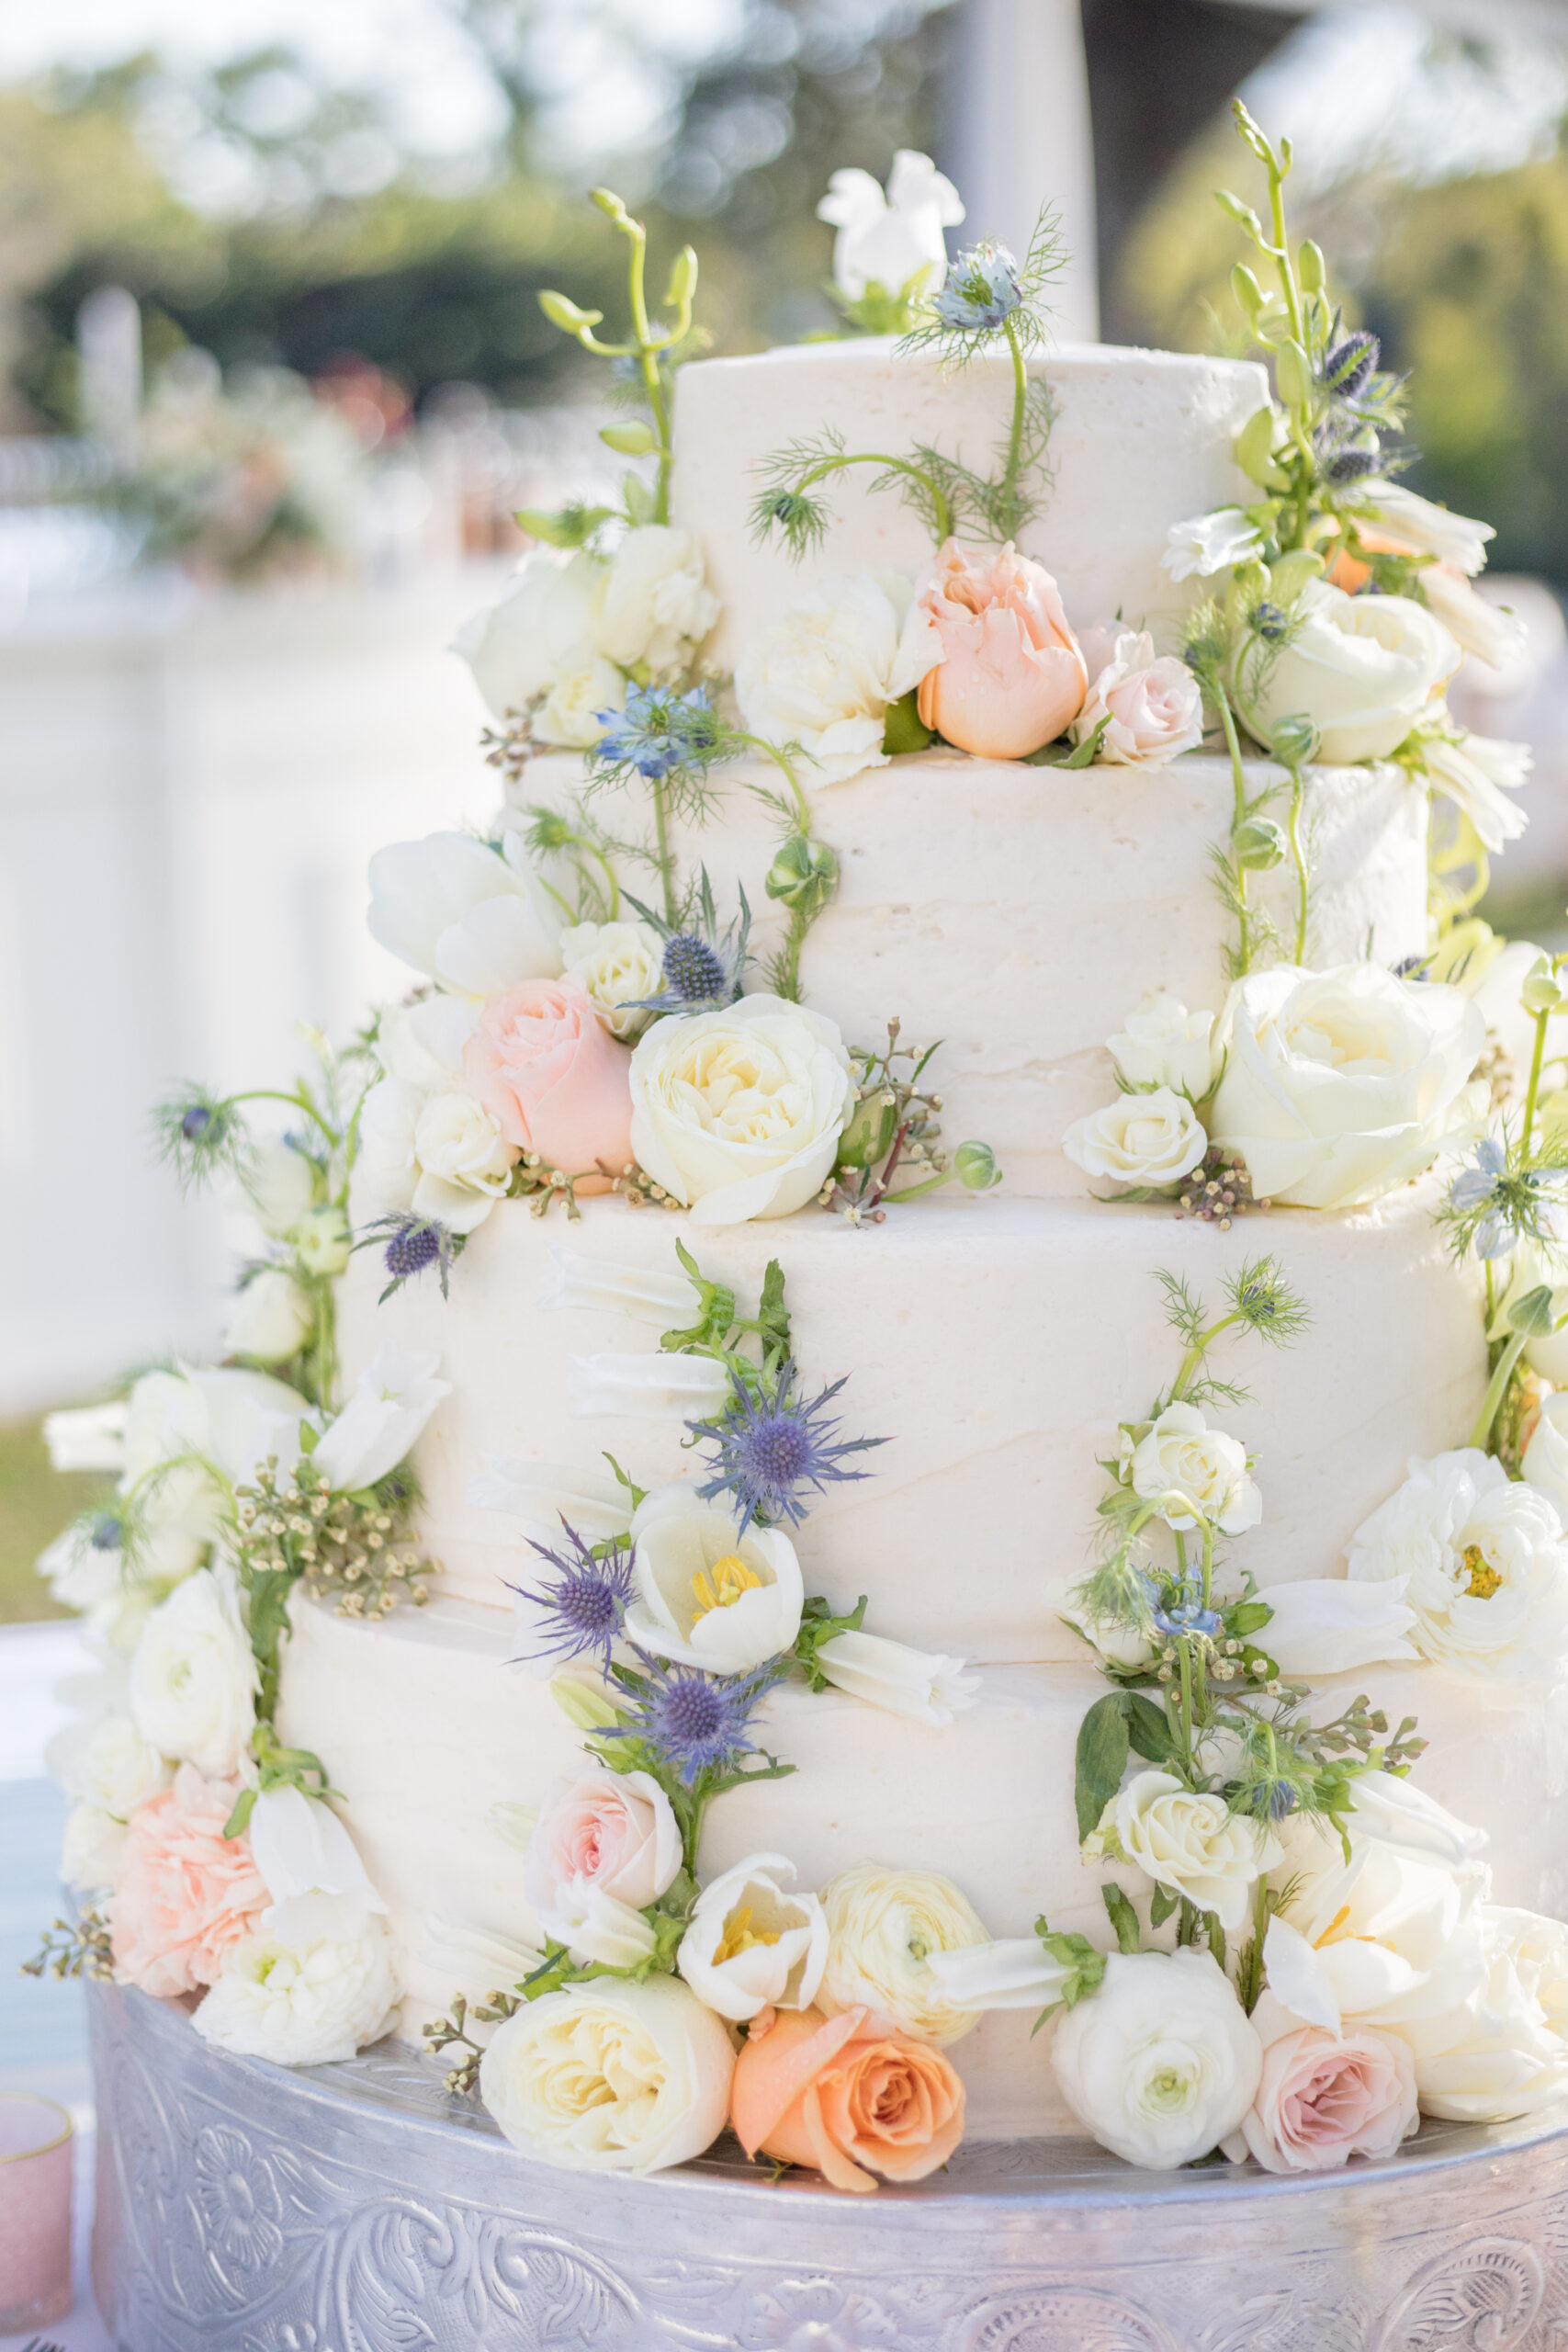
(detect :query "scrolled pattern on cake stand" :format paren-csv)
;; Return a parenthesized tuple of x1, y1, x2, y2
(87, 1977, 1568, 2352)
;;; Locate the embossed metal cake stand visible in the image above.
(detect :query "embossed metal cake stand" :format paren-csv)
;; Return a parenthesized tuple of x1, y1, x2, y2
(87, 1976, 1568, 2352)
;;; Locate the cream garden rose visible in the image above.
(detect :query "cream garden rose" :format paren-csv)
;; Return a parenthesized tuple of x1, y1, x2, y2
(624, 1486, 805, 1674)
(734, 571, 933, 786)
(629, 995, 855, 1226)
(558, 919, 664, 1041)
(479, 1974, 735, 2173)
(1231, 578, 1459, 763)
(677, 1853, 828, 2021)
(1125, 1403, 1261, 1536)
(817, 1861, 989, 2046)
(1052, 1950, 1263, 2170)
(1062, 1088, 1208, 1191)
(1086, 1770, 1282, 1931)
(129, 1565, 258, 1779)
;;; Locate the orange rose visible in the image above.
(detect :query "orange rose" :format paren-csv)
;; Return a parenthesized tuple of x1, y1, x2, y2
(463, 976, 633, 1178)
(730, 2003, 964, 2194)
(912, 538, 1087, 759)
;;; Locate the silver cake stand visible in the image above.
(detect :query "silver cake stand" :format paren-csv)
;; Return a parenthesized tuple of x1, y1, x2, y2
(87, 1974, 1568, 2351)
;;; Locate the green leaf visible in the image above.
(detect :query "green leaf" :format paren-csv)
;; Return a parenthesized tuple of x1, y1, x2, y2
(1149, 1883, 1179, 1928)
(1075, 1692, 1131, 1841)
(793, 1592, 869, 1689)
(1226, 1600, 1273, 1637)
(600, 420, 658, 456)
(1102, 1884, 1142, 1955)
(1059, 714, 1111, 769)
(1123, 1692, 1174, 1764)
(757, 1260, 792, 1362)
(622, 472, 659, 527)
(881, 688, 934, 756)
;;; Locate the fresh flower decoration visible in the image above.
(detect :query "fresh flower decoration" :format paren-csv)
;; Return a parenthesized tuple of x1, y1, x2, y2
(676, 1852, 828, 2020)
(819, 1018, 1001, 1222)
(815, 1862, 989, 2045)
(731, 2005, 966, 2193)
(1051, 1949, 1263, 2171)
(817, 150, 966, 336)
(1065, 1087, 1209, 1197)
(1224, 1996, 1419, 2174)
(897, 538, 1088, 761)
(734, 569, 937, 786)
(617, 869, 754, 1017)
(1108, 994, 1219, 1101)
(558, 917, 666, 1042)
(191, 1922, 402, 2068)
(1069, 628, 1205, 767)
(107, 1765, 271, 1999)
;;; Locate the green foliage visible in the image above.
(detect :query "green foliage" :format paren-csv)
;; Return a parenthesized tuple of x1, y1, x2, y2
(1074, 1689, 1173, 1840)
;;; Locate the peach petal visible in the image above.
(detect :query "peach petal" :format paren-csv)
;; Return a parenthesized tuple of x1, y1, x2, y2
(731, 2005, 870, 2157)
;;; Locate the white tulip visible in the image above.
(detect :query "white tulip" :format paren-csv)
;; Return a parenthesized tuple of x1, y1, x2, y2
(812, 1628, 980, 1724)
(677, 1854, 828, 2021)
(625, 1485, 804, 1673)
(479, 1975, 736, 2173)
(243, 1136, 316, 1239)
(558, 920, 665, 1041)
(224, 1269, 314, 1366)
(1349, 481, 1494, 575)
(818, 150, 964, 301)
(734, 571, 936, 787)
(248, 1785, 388, 1945)
(818, 1861, 989, 2045)
(1160, 509, 1264, 583)
(1256, 1577, 1419, 1676)
(538, 1244, 694, 1327)
(1052, 1950, 1263, 2170)
(1264, 1816, 1488, 2038)
(589, 526, 719, 679)
(193, 1922, 403, 2068)
(468, 1453, 634, 1544)
(42, 1401, 129, 1475)
(1419, 730, 1530, 853)
(311, 1347, 451, 1493)
(1086, 1770, 1282, 1932)
(1063, 1089, 1208, 1191)
(129, 1565, 258, 1779)
(367, 830, 564, 995)
(1231, 579, 1458, 764)
(1107, 995, 1217, 1100)
(567, 1351, 732, 1421)
(925, 1936, 1076, 2012)
(452, 546, 606, 717)
(1126, 1403, 1261, 1536)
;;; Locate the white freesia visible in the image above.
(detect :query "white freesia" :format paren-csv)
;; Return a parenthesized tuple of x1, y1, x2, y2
(536, 1882, 659, 1970)
(818, 149, 964, 301)
(1086, 1770, 1282, 1932)
(625, 1485, 804, 1673)
(193, 1923, 402, 2067)
(43, 1401, 128, 1475)
(925, 1937, 1075, 2012)
(1209, 962, 1485, 1210)
(817, 1861, 989, 2046)
(1348, 1448, 1568, 1686)
(248, 1785, 388, 1944)
(1342, 1769, 1488, 1869)
(479, 1975, 735, 2174)
(813, 1629, 980, 1725)
(311, 1348, 452, 1492)
(1125, 1403, 1261, 1536)
(567, 1351, 732, 1421)
(128, 1565, 258, 1778)
(58, 1712, 169, 1819)
(1410, 1907, 1568, 2123)
(61, 1803, 127, 1894)
(453, 545, 606, 716)
(224, 1269, 314, 1365)
(1107, 996, 1217, 1100)
(558, 920, 664, 1041)
(734, 571, 934, 786)
(589, 526, 719, 678)
(1256, 1577, 1419, 1676)
(677, 1853, 828, 2021)
(1420, 566, 1529, 668)
(1231, 579, 1458, 763)
(1063, 1088, 1208, 1190)
(1161, 509, 1264, 582)
(1052, 1950, 1263, 2169)
(468, 1453, 633, 1544)
(539, 1245, 694, 1327)
(630, 995, 855, 1226)
(367, 830, 564, 996)
(1263, 1817, 1488, 2039)
(243, 1136, 315, 1239)
(1350, 481, 1494, 574)
(1070, 629, 1204, 766)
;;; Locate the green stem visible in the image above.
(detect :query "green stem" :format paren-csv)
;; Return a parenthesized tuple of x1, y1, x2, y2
(739, 735, 813, 831)
(621, 219, 673, 526)
(773, 904, 811, 1005)
(1200, 1522, 1215, 1612)
(1002, 311, 1028, 534)
(1213, 688, 1252, 973)
(1285, 762, 1309, 963)
(1176, 1640, 1195, 1767)
(792, 452, 953, 544)
(649, 778, 676, 925)
(1468, 1329, 1529, 1453)
(1172, 1311, 1242, 1402)
(1522, 1006, 1551, 1163)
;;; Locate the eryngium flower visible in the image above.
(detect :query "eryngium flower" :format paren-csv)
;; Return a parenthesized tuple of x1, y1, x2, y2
(355, 1213, 466, 1302)
(690, 1363, 885, 1533)
(511, 1521, 637, 1675)
(933, 241, 1023, 334)
(1321, 331, 1379, 400)
(604, 1654, 785, 1785)
(625, 880, 752, 1016)
(593, 684, 724, 782)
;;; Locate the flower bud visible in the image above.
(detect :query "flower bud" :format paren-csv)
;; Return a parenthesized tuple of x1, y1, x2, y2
(1298, 240, 1326, 293)
(538, 289, 604, 335)
(1216, 189, 1264, 241)
(664, 246, 699, 311)
(765, 832, 840, 914)
(1509, 1283, 1559, 1340)
(837, 1092, 899, 1171)
(1234, 405, 1285, 489)
(1233, 817, 1288, 871)
(590, 187, 634, 226)
(1522, 958, 1566, 1016)
(955, 1139, 1002, 1192)
(1269, 711, 1320, 766)
(600, 420, 658, 457)
(1230, 264, 1265, 318)
(550, 1672, 623, 1733)
(296, 1204, 352, 1276)
(1274, 339, 1314, 409)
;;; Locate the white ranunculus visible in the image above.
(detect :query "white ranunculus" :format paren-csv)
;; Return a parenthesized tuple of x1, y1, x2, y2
(248, 1785, 388, 1944)
(1208, 962, 1485, 1211)
(1409, 1907, 1568, 2123)
(453, 546, 607, 718)
(1161, 509, 1264, 583)
(1419, 730, 1531, 854)
(311, 1348, 451, 1493)
(60, 1802, 127, 1894)
(1264, 1818, 1488, 2039)
(735, 571, 934, 787)
(1107, 996, 1217, 1100)
(1348, 1448, 1568, 1686)
(129, 1565, 258, 1778)
(243, 1137, 315, 1239)
(812, 1629, 980, 1725)
(1420, 567, 1529, 668)
(479, 1975, 735, 2174)
(538, 1245, 694, 1328)
(1070, 630, 1204, 766)
(818, 149, 964, 301)
(629, 995, 855, 1226)
(468, 1453, 634, 1544)
(43, 1401, 129, 1475)
(925, 1937, 1076, 2011)
(1125, 1403, 1260, 1536)
(224, 1269, 314, 1365)
(677, 1853, 828, 2021)
(1257, 1577, 1419, 1676)
(1231, 578, 1458, 763)
(536, 648, 625, 749)
(367, 831, 564, 996)
(1342, 1769, 1488, 1870)
(58, 1712, 169, 1818)
(1052, 1950, 1263, 2169)
(193, 1923, 402, 2067)
(567, 1352, 733, 1421)
(817, 1861, 990, 2046)
(624, 1485, 804, 1673)
(1062, 1088, 1208, 1191)
(590, 526, 719, 679)
(1086, 1770, 1282, 1932)
(558, 920, 665, 1041)
(1349, 481, 1494, 575)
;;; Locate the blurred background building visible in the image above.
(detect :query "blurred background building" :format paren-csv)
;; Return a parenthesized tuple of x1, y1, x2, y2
(6, 0, 1568, 1606)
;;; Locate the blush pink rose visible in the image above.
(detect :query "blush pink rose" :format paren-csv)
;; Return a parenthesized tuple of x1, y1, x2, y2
(1071, 628, 1205, 766)
(912, 539, 1088, 760)
(109, 1764, 269, 1999)
(523, 1765, 682, 1918)
(1229, 2018, 1418, 2174)
(463, 977, 633, 1177)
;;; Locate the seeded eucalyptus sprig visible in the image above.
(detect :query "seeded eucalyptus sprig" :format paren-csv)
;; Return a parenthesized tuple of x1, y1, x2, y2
(23, 1911, 113, 1983)
(818, 1019, 1001, 1225)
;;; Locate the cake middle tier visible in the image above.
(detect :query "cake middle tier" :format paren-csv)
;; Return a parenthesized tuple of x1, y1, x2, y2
(338, 1187, 1483, 1665)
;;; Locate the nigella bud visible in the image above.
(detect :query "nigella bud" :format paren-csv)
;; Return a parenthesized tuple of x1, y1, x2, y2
(955, 1139, 1002, 1192)
(1249, 599, 1290, 643)
(765, 832, 840, 913)
(1233, 816, 1288, 871)
(1322, 331, 1379, 399)
(772, 492, 811, 527)
(181, 1105, 214, 1140)
(1269, 710, 1320, 765)
(1507, 1284, 1558, 1340)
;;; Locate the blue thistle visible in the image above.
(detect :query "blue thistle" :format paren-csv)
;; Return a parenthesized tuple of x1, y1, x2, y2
(933, 241, 1023, 334)
(511, 1521, 636, 1675)
(1321, 332, 1379, 400)
(355, 1213, 466, 1302)
(604, 1654, 784, 1785)
(690, 1363, 885, 1534)
(593, 684, 724, 783)
(622, 872, 752, 1016)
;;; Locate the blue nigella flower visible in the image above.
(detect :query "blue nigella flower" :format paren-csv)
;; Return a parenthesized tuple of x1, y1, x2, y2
(1448, 1139, 1568, 1260)
(1240, 1778, 1300, 1823)
(690, 1363, 886, 1535)
(90, 1514, 123, 1552)
(604, 1654, 785, 1786)
(355, 1212, 466, 1301)
(510, 1521, 636, 1676)
(593, 684, 724, 782)
(933, 241, 1023, 334)
(1143, 1575, 1222, 1643)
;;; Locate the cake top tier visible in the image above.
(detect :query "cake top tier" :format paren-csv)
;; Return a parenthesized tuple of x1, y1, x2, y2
(671, 339, 1268, 662)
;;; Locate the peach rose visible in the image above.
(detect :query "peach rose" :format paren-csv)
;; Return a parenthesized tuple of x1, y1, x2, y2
(109, 1764, 269, 1999)
(1227, 2007, 1418, 2174)
(910, 539, 1087, 759)
(463, 976, 633, 1176)
(524, 1765, 682, 1918)
(731, 2002, 965, 2194)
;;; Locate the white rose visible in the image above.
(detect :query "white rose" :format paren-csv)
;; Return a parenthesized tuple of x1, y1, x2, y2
(1107, 995, 1217, 1100)
(243, 1136, 315, 1239)
(812, 1629, 980, 1725)
(1086, 1770, 1282, 1932)
(367, 831, 564, 996)
(193, 1923, 402, 2067)
(413, 1088, 514, 1200)
(224, 1269, 314, 1365)
(1407, 1906, 1568, 2123)
(818, 150, 964, 301)
(735, 571, 933, 787)
(1264, 1818, 1488, 2038)
(58, 1712, 169, 1818)
(677, 1852, 828, 2021)
(1052, 1950, 1263, 2169)
(590, 526, 719, 678)
(559, 919, 665, 1041)
(479, 1975, 735, 2174)
(1255, 1577, 1419, 1676)
(1071, 631, 1204, 766)
(1063, 1088, 1208, 1191)
(43, 1400, 128, 1475)
(536, 647, 626, 749)
(1231, 578, 1458, 763)
(1161, 509, 1264, 583)
(129, 1565, 258, 1778)
(1348, 481, 1494, 575)
(310, 1347, 451, 1493)
(1419, 730, 1530, 853)
(350, 1048, 514, 1239)
(1348, 1447, 1568, 1686)
(452, 547, 606, 717)
(624, 1485, 804, 1673)
(248, 1785, 388, 1944)
(817, 1861, 989, 2046)
(629, 994, 855, 1226)
(61, 1804, 128, 1894)
(1209, 963, 1484, 1211)
(1126, 1403, 1261, 1536)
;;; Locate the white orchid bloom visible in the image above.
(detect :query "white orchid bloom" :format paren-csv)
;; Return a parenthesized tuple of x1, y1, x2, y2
(249, 1785, 388, 1945)
(818, 150, 964, 301)
(567, 1352, 732, 1421)
(311, 1348, 451, 1492)
(367, 830, 564, 996)
(538, 1246, 694, 1328)
(624, 1486, 805, 1674)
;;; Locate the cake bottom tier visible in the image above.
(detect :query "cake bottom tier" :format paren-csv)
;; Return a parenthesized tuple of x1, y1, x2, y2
(276, 1595, 1568, 2142)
